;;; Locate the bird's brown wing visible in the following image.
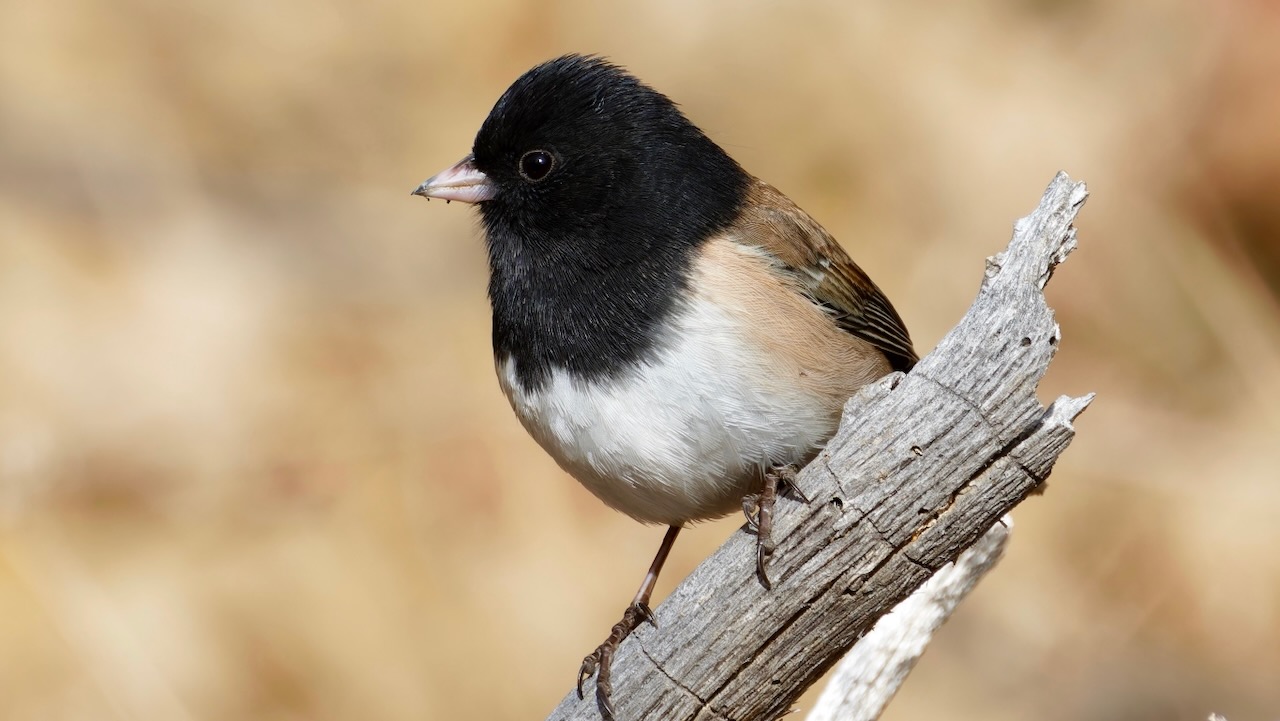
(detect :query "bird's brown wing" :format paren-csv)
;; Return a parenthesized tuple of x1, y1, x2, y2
(731, 180, 918, 372)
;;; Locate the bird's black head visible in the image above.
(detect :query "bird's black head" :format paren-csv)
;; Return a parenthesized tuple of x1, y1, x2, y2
(470, 54, 749, 261)
(412, 55, 752, 389)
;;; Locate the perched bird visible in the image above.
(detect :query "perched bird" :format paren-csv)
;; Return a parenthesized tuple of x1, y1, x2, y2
(413, 54, 915, 719)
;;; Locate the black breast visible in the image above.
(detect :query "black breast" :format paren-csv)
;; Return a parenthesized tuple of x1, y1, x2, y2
(484, 220, 704, 392)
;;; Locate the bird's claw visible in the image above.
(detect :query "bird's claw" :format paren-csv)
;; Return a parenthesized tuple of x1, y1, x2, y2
(744, 464, 804, 589)
(742, 496, 761, 531)
(575, 602, 655, 720)
(576, 652, 600, 700)
(774, 464, 810, 504)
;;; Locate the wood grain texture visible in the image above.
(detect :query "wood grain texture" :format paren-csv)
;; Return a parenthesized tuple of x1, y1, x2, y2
(546, 172, 1093, 721)
(805, 517, 1012, 721)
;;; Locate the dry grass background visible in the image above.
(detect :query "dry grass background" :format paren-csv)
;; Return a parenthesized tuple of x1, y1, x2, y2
(2, 0, 1279, 719)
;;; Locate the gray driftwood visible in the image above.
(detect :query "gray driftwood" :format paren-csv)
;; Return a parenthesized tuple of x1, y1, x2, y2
(805, 516, 1012, 721)
(546, 172, 1093, 721)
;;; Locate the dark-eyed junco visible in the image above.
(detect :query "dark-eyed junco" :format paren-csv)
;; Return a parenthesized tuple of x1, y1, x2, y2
(414, 54, 915, 719)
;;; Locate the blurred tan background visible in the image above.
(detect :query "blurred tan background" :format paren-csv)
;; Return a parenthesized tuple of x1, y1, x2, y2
(2, 0, 1279, 719)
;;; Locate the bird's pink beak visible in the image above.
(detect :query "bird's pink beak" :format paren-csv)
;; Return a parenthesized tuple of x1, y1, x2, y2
(411, 154, 497, 204)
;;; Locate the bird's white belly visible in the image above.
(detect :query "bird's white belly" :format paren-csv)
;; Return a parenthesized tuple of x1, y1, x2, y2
(496, 295, 838, 524)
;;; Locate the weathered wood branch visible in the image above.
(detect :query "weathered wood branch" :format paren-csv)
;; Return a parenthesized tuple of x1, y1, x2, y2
(545, 172, 1093, 721)
(805, 516, 1012, 721)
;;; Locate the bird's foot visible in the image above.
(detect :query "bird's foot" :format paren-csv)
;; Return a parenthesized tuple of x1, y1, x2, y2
(773, 464, 810, 503)
(743, 464, 807, 589)
(577, 602, 655, 721)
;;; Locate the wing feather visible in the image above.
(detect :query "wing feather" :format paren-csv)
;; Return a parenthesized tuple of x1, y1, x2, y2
(730, 180, 918, 372)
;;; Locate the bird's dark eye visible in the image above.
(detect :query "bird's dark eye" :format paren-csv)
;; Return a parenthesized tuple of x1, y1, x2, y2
(519, 150, 555, 182)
